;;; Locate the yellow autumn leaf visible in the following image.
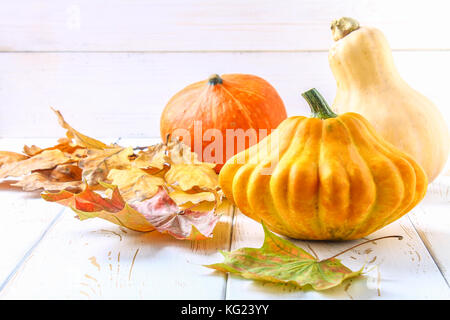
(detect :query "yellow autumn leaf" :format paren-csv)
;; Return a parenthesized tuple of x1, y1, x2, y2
(12, 172, 82, 192)
(107, 167, 165, 203)
(133, 143, 168, 170)
(132, 138, 215, 170)
(51, 108, 109, 150)
(169, 189, 216, 206)
(79, 147, 133, 185)
(165, 163, 218, 191)
(0, 151, 29, 167)
(23, 137, 82, 157)
(0, 149, 74, 179)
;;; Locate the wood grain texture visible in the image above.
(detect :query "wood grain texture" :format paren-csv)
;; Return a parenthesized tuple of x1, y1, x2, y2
(225, 210, 450, 299)
(409, 175, 450, 285)
(0, 0, 449, 52)
(0, 139, 66, 288)
(1, 51, 449, 139)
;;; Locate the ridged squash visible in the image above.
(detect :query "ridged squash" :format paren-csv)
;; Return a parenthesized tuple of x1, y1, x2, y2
(329, 17, 449, 182)
(219, 89, 427, 240)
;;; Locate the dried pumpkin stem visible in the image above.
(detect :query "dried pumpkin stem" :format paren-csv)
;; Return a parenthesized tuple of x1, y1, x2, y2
(301, 88, 337, 119)
(331, 17, 360, 41)
(208, 74, 223, 85)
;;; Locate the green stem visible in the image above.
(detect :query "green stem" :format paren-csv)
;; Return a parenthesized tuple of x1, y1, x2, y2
(301, 88, 337, 119)
(208, 74, 223, 85)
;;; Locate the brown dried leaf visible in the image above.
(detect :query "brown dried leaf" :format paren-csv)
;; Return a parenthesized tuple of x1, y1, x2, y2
(132, 138, 211, 170)
(11, 164, 82, 192)
(22, 145, 43, 157)
(12, 172, 82, 192)
(133, 144, 168, 170)
(165, 163, 218, 191)
(106, 167, 165, 203)
(79, 147, 133, 185)
(0, 151, 29, 167)
(131, 188, 220, 240)
(49, 164, 82, 181)
(51, 108, 109, 150)
(0, 149, 74, 179)
(23, 140, 82, 157)
(167, 138, 199, 165)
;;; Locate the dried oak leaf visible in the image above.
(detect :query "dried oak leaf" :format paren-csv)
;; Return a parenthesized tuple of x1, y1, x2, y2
(79, 147, 133, 185)
(42, 184, 156, 232)
(42, 184, 221, 240)
(165, 163, 218, 191)
(169, 190, 216, 206)
(0, 151, 29, 167)
(131, 188, 220, 240)
(132, 138, 211, 170)
(205, 223, 363, 291)
(167, 138, 201, 165)
(23, 138, 82, 157)
(12, 171, 82, 192)
(51, 108, 109, 150)
(133, 143, 168, 170)
(48, 164, 83, 181)
(0, 149, 74, 179)
(106, 167, 165, 203)
(12, 164, 82, 192)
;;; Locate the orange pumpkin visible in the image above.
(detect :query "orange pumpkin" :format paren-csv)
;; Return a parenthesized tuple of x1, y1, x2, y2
(160, 74, 287, 172)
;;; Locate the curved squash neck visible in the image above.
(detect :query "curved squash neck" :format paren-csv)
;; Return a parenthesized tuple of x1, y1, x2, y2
(330, 18, 402, 88)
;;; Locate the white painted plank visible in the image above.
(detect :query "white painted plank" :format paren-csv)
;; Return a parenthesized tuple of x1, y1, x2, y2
(0, 139, 66, 287)
(0, 0, 449, 51)
(1, 51, 449, 139)
(224, 211, 449, 299)
(0, 202, 234, 299)
(409, 175, 450, 284)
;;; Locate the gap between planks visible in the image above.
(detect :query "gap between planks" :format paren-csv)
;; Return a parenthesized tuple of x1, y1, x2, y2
(0, 207, 66, 293)
(223, 204, 237, 299)
(407, 214, 449, 288)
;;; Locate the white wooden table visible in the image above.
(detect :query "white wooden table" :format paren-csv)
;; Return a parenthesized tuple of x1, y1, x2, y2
(1, 0, 450, 300)
(0, 138, 449, 300)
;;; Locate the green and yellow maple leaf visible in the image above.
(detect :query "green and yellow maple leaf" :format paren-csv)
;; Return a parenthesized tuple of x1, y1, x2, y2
(205, 223, 364, 291)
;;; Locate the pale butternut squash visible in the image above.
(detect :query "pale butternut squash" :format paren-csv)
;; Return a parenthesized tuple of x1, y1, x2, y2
(329, 17, 449, 182)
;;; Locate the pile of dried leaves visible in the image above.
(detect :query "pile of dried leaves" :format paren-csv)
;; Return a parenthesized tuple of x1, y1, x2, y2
(0, 109, 223, 240)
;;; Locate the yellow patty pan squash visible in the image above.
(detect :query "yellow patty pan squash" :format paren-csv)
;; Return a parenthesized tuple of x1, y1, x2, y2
(219, 89, 427, 240)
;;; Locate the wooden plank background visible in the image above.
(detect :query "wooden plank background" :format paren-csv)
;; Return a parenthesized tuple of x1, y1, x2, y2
(0, 0, 449, 139)
(0, 1, 449, 299)
(0, 0, 449, 52)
